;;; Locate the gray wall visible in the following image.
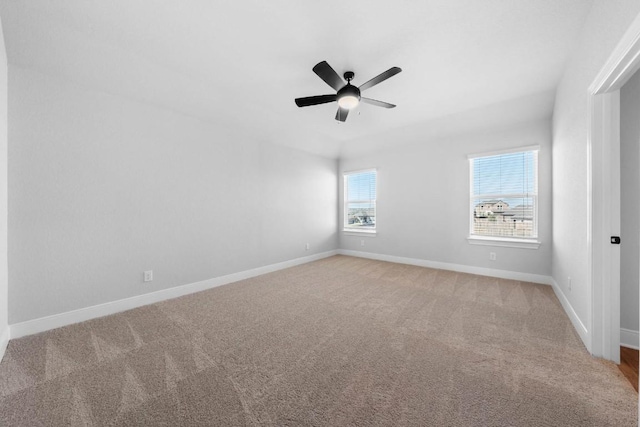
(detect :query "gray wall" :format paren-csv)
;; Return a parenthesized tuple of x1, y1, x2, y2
(552, 0, 640, 329)
(8, 66, 338, 324)
(339, 120, 552, 276)
(620, 69, 640, 334)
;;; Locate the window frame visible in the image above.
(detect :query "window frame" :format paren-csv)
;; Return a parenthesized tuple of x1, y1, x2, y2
(343, 168, 377, 234)
(467, 146, 541, 249)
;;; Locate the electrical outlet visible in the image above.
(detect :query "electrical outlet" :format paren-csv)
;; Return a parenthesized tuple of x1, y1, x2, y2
(305, 243, 310, 251)
(489, 252, 496, 261)
(144, 270, 153, 282)
(361, 239, 365, 247)
(568, 276, 572, 291)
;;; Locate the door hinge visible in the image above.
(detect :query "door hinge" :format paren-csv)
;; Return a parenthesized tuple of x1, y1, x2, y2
(611, 236, 621, 244)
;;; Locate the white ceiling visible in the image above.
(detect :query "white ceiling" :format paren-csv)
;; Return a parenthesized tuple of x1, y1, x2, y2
(0, 1, 593, 158)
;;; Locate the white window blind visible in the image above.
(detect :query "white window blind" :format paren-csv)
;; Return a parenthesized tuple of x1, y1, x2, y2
(469, 148, 538, 238)
(344, 170, 376, 230)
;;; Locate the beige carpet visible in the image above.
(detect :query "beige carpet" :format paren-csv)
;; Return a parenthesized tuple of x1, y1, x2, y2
(0, 255, 636, 426)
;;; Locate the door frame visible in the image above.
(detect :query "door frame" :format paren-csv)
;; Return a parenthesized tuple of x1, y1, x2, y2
(588, 13, 640, 362)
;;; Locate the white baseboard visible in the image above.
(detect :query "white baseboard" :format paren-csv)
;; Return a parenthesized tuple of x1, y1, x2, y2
(10, 250, 338, 339)
(0, 325, 8, 363)
(620, 328, 639, 350)
(338, 249, 553, 285)
(550, 278, 590, 351)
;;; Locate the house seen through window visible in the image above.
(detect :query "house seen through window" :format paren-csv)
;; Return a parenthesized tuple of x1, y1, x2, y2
(344, 169, 376, 231)
(469, 148, 538, 239)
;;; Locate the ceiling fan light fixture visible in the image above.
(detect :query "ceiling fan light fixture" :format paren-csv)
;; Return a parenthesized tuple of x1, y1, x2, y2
(337, 83, 361, 109)
(337, 94, 359, 109)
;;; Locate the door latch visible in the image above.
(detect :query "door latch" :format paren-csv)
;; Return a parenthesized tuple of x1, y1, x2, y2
(611, 236, 621, 244)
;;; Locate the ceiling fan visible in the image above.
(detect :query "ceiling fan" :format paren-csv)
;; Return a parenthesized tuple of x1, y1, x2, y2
(295, 61, 402, 122)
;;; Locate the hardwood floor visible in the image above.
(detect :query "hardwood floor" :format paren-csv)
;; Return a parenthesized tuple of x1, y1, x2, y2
(619, 346, 639, 392)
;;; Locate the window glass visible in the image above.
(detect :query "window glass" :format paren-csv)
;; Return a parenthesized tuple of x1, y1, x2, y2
(344, 170, 376, 231)
(470, 150, 538, 238)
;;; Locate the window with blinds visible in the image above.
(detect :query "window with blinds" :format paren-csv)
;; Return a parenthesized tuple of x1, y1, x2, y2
(469, 148, 538, 239)
(344, 169, 377, 231)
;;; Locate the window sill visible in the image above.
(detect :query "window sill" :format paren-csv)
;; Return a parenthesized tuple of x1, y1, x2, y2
(343, 229, 377, 237)
(467, 236, 541, 249)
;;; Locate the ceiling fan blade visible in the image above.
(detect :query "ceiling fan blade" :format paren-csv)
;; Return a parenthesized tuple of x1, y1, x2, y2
(360, 97, 396, 108)
(313, 61, 344, 91)
(359, 67, 402, 91)
(335, 107, 349, 122)
(295, 94, 337, 107)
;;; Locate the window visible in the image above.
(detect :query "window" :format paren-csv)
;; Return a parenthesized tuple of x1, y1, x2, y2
(469, 147, 538, 242)
(344, 169, 376, 232)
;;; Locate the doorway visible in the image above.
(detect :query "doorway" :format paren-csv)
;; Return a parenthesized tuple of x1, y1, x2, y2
(620, 70, 640, 352)
(588, 13, 640, 364)
(617, 69, 640, 390)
